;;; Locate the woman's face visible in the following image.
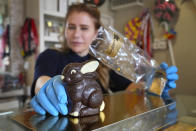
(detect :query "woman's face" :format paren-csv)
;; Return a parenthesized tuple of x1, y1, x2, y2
(65, 11, 98, 56)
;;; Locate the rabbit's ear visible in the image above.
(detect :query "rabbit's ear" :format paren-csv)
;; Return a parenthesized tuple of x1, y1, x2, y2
(81, 61, 99, 74)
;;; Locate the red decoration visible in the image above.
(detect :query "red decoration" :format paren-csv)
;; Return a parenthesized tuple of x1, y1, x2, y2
(154, 0, 178, 23)
(19, 18, 39, 58)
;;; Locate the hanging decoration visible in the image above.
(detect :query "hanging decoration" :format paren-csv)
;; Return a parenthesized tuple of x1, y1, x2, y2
(124, 17, 142, 45)
(164, 28, 176, 40)
(153, 0, 179, 39)
(19, 18, 39, 58)
(1, 25, 10, 58)
(124, 10, 153, 56)
(153, 0, 179, 65)
(0, 25, 10, 67)
(153, 0, 178, 23)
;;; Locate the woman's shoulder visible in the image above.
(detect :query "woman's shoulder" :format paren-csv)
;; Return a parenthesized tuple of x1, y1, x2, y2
(36, 48, 64, 63)
(38, 48, 65, 59)
(40, 48, 62, 56)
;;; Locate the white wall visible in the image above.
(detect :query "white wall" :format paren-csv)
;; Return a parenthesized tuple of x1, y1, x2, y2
(174, 1, 196, 95)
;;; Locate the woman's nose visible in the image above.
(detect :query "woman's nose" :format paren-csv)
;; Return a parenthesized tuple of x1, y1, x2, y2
(73, 28, 81, 38)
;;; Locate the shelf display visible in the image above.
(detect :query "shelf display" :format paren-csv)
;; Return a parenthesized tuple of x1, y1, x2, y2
(39, 0, 67, 52)
(44, 15, 64, 42)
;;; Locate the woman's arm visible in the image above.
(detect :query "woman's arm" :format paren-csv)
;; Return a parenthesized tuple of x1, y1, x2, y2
(35, 76, 51, 94)
(32, 49, 62, 96)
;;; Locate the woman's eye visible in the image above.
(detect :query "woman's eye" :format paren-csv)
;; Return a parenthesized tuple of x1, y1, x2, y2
(70, 69, 77, 75)
(81, 27, 88, 30)
(68, 26, 75, 30)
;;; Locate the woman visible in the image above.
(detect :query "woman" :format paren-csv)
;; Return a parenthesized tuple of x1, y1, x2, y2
(30, 3, 178, 116)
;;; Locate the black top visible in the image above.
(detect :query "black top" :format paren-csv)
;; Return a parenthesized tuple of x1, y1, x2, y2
(31, 49, 131, 97)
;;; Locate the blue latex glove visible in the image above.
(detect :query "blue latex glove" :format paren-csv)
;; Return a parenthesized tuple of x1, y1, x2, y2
(160, 62, 179, 93)
(30, 75, 68, 116)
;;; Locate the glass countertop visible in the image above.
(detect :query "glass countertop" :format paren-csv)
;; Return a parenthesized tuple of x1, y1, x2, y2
(0, 91, 177, 131)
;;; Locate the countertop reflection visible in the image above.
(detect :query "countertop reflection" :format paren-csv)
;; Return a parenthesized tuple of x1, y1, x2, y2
(10, 91, 177, 131)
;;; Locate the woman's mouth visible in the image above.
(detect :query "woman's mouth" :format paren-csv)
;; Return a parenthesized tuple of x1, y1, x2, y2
(72, 42, 82, 46)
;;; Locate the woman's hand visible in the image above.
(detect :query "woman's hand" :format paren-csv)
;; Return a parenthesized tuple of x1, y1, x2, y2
(30, 75, 68, 116)
(160, 62, 179, 93)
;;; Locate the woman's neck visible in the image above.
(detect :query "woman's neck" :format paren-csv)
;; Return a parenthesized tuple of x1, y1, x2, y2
(77, 50, 89, 57)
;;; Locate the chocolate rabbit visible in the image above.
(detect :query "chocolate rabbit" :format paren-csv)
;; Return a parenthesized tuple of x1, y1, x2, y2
(62, 60, 105, 117)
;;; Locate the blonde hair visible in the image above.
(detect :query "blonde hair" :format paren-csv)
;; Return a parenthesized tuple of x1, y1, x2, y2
(60, 3, 110, 92)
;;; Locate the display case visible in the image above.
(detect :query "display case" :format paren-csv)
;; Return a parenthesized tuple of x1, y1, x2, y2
(39, 0, 67, 52)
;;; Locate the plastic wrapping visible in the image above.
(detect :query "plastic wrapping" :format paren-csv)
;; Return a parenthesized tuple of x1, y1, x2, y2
(90, 26, 166, 95)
